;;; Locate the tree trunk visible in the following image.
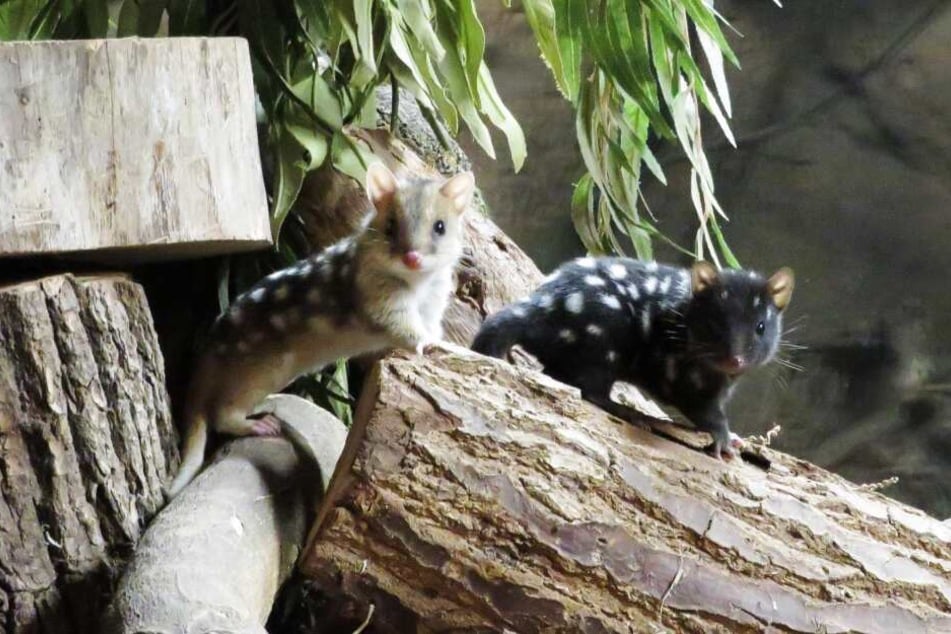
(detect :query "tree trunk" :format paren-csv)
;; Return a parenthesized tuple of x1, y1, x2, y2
(0, 274, 176, 633)
(300, 345, 951, 633)
(0, 38, 270, 262)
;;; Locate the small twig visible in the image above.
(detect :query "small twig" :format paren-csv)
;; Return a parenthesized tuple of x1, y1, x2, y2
(657, 554, 685, 621)
(856, 476, 899, 492)
(746, 424, 782, 448)
(352, 603, 375, 634)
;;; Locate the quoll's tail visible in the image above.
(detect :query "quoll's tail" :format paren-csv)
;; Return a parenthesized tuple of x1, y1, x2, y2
(472, 304, 530, 358)
(164, 412, 208, 499)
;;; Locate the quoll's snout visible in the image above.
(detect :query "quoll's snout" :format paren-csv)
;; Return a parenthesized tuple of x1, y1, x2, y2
(402, 250, 423, 270)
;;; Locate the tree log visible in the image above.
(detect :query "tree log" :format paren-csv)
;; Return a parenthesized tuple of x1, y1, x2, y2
(0, 38, 270, 262)
(0, 274, 176, 633)
(102, 394, 347, 633)
(301, 345, 951, 633)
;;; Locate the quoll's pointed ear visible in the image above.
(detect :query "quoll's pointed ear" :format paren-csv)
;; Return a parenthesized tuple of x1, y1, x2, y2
(691, 261, 719, 293)
(767, 267, 795, 311)
(365, 162, 399, 214)
(439, 171, 475, 214)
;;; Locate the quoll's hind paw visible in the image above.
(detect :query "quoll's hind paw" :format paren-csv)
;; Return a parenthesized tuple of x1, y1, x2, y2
(249, 413, 283, 436)
(729, 432, 745, 450)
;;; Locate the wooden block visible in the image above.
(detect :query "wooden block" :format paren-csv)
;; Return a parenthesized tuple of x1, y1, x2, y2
(0, 38, 271, 262)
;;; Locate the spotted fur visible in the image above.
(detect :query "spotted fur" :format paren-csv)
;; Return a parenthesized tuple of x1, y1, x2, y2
(472, 258, 795, 460)
(167, 163, 474, 497)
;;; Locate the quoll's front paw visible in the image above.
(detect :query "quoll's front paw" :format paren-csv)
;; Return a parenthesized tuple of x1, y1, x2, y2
(707, 432, 740, 461)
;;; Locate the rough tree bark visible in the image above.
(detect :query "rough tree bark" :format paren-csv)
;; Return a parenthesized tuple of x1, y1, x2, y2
(0, 38, 270, 262)
(301, 345, 951, 634)
(0, 274, 176, 633)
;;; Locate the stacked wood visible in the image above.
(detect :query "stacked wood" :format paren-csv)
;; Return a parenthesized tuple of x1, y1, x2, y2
(0, 274, 176, 633)
(0, 38, 270, 262)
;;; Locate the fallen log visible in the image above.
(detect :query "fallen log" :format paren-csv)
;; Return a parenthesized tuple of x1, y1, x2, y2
(301, 345, 951, 633)
(102, 394, 347, 633)
(0, 274, 176, 633)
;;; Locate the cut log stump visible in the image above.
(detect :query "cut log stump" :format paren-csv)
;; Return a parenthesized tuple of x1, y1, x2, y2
(0, 38, 271, 262)
(301, 346, 951, 634)
(0, 274, 176, 633)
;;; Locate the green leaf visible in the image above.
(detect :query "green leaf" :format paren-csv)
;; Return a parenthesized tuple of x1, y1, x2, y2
(270, 126, 307, 239)
(521, 0, 572, 99)
(551, 0, 582, 102)
(330, 131, 371, 183)
(167, 0, 204, 34)
(117, 0, 167, 37)
(0, 0, 48, 39)
(399, 0, 445, 60)
(286, 122, 329, 170)
(476, 64, 525, 172)
(453, 0, 485, 98)
(83, 0, 109, 37)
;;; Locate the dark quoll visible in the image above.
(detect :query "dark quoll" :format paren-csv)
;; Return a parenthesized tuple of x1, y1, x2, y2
(472, 258, 795, 458)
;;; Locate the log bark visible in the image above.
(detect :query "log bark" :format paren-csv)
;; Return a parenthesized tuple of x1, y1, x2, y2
(0, 38, 270, 262)
(301, 346, 951, 633)
(0, 274, 176, 633)
(102, 394, 347, 633)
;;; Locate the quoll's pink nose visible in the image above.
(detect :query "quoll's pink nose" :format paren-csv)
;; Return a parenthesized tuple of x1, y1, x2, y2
(725, 355, 747, 372)
(401, 250, 423, 270)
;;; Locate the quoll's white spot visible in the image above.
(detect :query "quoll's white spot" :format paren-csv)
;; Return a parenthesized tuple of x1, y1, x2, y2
(665, 357, 677, 382)
(641, 309, 651, 335)
(627, 283, 640, 300)
(586, 324, 603, 336)
(720, 289, 729, 300)
(753, 296, 761, 307)
(306, 288, 321, 304)
(559, 329, 576, 343)
(606, 350, 618, 363)
(228, 306, 243, 325)
(543, 270, 561, 284)
(644, 277, 658, 294)
(339, 263, 351, 278)
(748, 271, 758, 279)
(511, 304, 528, 318)
(248, 288, 266, 303)
(269, 314, 287, 331)
(600, 294, 621, 310)
(297, 260, 314, 276)
(273, 284, 290, 302)
(646, 261, 659, 272)
(584, 275, 606, 287)
(537, 293, 554, 309)
(565, 292, 584, 314)
(659, 277, 671, 294)
(576, 257, 596, 269)
(608, 263, 627, 279)
(266, 269, 289, 282)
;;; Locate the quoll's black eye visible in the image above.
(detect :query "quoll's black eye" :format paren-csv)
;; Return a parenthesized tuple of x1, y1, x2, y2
(385, 216, 397, 238)
(755, 321, 766, 336)
(433, 219, 445, 236)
